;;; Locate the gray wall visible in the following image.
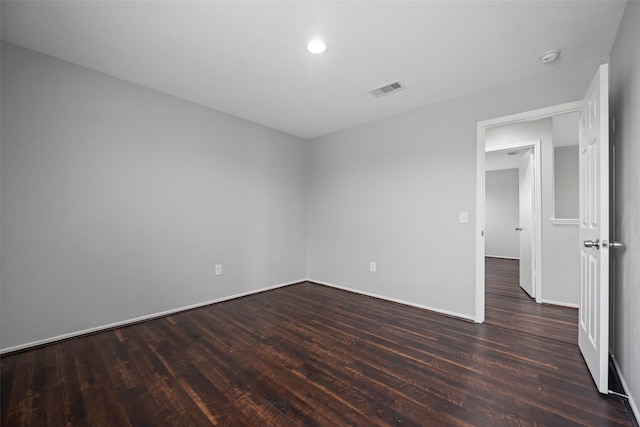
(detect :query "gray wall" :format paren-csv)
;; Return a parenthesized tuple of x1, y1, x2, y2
(0, 43, 308, 351)
(485, 169, 519, 259)
(307, 57, 605, 319)
(486, 119, 579, 306)
(610, 0, 640, 415)
(554, 145, 579, 218)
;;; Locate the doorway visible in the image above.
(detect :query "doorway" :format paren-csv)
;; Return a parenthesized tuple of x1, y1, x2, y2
(474, 101, 581, 323)
(485, 142, 540, 301)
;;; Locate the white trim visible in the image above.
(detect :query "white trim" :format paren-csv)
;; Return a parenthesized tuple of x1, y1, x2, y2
(485, 255, 520, 260)
(0, 278, 306, 355)
(611, 355, 640, 423)
(481, 101, 582, 129)
(550, 218, 579, 225)
(485, 141, 538, 153)
(476, 124, 487, 322)
(541, 299, 579, 309)
(476, 101, 582, 323)
(309, 279, 476, 322)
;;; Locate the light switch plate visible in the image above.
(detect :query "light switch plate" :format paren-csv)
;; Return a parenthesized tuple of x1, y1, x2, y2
(459, 211, 469, 224)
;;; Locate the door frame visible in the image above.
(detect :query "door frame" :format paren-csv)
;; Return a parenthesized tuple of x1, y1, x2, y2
(486, 140, 541, 302)
(475, 101, 582, 323)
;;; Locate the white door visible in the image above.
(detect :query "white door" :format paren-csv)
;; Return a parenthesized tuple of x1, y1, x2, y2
(518, 149, 535, 298)
(578, 63, 609, 394)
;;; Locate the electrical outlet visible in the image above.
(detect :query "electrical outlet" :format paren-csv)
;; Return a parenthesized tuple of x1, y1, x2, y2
(369, 261, 376, 273)
(215, 264, 222, 276)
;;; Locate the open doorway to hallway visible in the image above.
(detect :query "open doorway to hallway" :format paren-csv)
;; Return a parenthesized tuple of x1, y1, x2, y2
(485, 144, 539, 301)
(481, 111, 581, 338)
(477, 109, 581, 324)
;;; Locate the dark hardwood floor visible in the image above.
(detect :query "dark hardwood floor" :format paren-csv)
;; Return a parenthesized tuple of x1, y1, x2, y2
(1, 264, 632, 426)
(484, 256, 579, 345)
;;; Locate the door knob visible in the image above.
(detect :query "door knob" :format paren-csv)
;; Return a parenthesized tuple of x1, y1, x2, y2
(515, 227, 522, 231)
(602, 240, 624, 249)
(583, 239, 600, 249)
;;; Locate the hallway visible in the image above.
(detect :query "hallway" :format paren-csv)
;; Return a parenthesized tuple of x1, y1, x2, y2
(485, 256, 578, 345)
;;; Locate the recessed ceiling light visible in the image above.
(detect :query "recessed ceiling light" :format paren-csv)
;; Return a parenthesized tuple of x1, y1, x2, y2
(539, 49, 561, 64)
(306, 39, 327, 54)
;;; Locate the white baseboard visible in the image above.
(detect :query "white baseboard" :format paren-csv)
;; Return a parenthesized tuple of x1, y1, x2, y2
(541, 299, 579, 309)
(485, 255, 519, 260)
(0, 278, 306, 355)
(307, 278, 475, 322)
(612, 355, 640, 423)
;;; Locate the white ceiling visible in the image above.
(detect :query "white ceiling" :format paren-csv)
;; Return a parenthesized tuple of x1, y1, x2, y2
(1, 1, 627, 139)
(486, 148, 528, 172)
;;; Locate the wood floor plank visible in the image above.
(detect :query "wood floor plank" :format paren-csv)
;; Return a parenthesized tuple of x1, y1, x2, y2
(272, 284, 624, 424)
(485, 256, 579, 345)
(185, 308, 380, 426)
(1, 263, 633, 426)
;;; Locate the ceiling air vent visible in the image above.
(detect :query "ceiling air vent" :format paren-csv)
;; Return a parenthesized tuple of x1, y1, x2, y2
(368, 81, 406, 98)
